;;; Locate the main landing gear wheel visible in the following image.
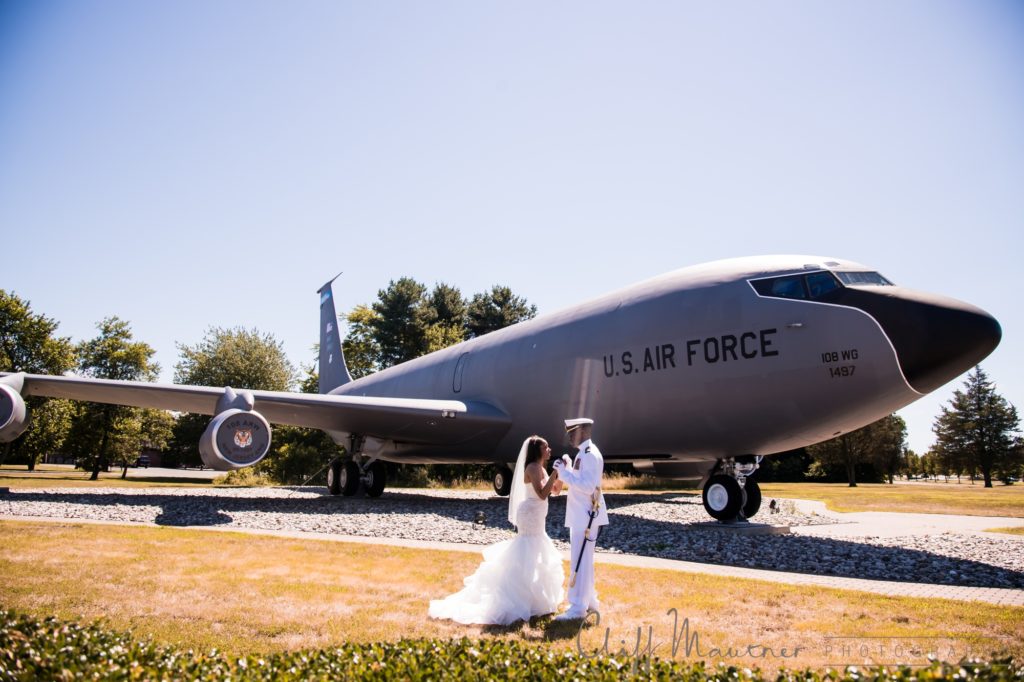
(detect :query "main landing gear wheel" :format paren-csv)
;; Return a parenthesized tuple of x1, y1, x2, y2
(493, 464, 513, 496)
(742, 479, 762, 519)
(327, 459, 342, 496)
(340, 460, 361, 496)
(702, 474, 743, 521)
(364, 461, 387, 498)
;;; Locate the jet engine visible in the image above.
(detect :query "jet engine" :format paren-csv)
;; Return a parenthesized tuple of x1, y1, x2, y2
(0, 383, 29, 443)
(199, 408, 272, 471)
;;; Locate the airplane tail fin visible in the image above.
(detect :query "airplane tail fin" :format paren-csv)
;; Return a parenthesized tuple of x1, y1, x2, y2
(317, 274, 353, 394)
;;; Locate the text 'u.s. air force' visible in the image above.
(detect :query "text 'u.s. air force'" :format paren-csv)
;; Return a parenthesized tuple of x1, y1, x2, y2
(602, 329, 779, 378)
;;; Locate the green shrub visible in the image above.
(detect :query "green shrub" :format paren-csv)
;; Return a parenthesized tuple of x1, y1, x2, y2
(214, 468, 278, 487)
(1, 610, 1021, 681)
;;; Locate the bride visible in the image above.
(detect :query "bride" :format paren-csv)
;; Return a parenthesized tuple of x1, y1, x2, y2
(428, 435, 565, 625)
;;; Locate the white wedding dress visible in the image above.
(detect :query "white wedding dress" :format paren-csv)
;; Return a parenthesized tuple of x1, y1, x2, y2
(428, 478, 565, 625)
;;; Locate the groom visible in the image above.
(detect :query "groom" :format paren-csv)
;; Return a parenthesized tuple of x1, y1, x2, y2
(552, 417, 609, 621)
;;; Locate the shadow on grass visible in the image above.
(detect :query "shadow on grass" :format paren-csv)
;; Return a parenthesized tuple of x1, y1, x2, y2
(4, 488, 1022, 589)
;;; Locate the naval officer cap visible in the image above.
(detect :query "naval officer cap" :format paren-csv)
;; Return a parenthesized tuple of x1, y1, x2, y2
(564, 417, 594, 432)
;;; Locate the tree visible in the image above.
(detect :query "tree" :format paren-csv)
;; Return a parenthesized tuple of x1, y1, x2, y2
(466, 285, 537, 338)
(73, 317, 160, 480)
(1005, 437, 1024, 483)
(902, 449, 920, 479)
(0, 290, 76, 469)
(428, 283, 467, 329)
(932, 366, 1020, 487)
(807, 414, 906, 486)
(342, 305, 381, 379)
(425, 283, 468, 351)
(0, 290, 76, 375)
(871, 414, 907, 484)
(15, 398, 73, 471)
(370, 278, 431, 367)
(754, 448, 811, 482)
(342, 278, 536, 388)
(170, 327, 296, 467)
(97, 407, 174, 479)
(175, 327, 296, 390)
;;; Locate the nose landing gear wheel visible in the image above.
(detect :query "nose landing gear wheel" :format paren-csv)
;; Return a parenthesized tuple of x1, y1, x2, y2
(493, 465, 513, 496)
(742, 479, 762, 519)
(702, 474, 743, 521)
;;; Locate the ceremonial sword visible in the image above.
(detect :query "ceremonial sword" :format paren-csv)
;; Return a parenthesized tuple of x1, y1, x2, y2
(569, 487, 602, 588)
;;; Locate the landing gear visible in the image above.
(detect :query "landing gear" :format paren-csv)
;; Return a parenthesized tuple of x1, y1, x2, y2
(339, 460, 361, 496)
(327, 459, 343, 495)
(326, 434, 388, 498)
(742, 479, 762, 518)
(701, 456, 762, 522)
(703, 474, 742, 520)
(493, 464, 513, 496)
(364, 461, 387, 498)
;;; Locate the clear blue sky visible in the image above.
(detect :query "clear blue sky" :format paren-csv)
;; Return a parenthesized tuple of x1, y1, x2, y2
(2, 2, 1021, 455)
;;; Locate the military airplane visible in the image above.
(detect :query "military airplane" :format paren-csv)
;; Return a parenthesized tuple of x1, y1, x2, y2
(0, 255, 1001, 521)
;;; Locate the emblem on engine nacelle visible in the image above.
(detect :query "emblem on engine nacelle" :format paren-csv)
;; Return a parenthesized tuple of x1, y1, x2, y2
(234, 429, 253, 448)
(199, 408, 271, 470)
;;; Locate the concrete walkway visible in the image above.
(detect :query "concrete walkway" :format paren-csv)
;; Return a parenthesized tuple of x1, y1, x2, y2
(786, 499, 1024, 538)
(4, 513, 1022, 607)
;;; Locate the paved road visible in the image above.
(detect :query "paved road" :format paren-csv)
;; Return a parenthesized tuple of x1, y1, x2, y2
(124, 466, 220, 481)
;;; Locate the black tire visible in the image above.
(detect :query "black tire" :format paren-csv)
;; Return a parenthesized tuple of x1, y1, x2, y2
(702, 474, 743, 521)
(340, 460, 361, 496)
(364, 461, 387, 498)
(742, 479, 762, 519)
(493, 465, 513, 496)
(327, 459, 342, 496)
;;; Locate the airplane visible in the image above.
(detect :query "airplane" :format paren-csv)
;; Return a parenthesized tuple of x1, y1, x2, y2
(0, 255, 1001, 521)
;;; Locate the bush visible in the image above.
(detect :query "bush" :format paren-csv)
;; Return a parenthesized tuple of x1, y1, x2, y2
(1, 610, 1021, 681)
(215, 468, 278, 487)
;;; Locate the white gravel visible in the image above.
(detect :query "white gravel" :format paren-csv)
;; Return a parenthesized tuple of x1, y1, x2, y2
(1, 486, 1021, 588)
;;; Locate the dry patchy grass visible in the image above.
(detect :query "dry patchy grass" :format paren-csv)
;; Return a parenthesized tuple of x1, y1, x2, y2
(985, 526, 1024, 536)
(757, 482, 1024, 517)
(0, 464, 214, 489)
(0, 520, 1020, 671)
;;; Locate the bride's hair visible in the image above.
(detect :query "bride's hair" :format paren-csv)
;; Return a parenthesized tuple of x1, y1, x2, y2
(524, 435, 547, 466)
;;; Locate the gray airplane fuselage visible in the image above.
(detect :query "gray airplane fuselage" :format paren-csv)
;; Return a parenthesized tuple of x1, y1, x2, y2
(329, 256, 1000, 476)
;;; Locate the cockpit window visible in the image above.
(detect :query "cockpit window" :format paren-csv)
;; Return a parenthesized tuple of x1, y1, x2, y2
(750, 271, 842, 301)
(806, 271, 840, 298)
(769, 276, 807, 300)
(835, 271, 893, 286)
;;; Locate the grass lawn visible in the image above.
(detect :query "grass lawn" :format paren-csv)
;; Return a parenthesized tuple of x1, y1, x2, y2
(0, 520, 1020, 672)
(986, 526, 1024, 536)
(0, 464, 215, 489)
(754, 482, 1024, 518)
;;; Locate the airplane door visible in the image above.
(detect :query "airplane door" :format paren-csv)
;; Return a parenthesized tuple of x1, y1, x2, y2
(453, 352, 469, 393)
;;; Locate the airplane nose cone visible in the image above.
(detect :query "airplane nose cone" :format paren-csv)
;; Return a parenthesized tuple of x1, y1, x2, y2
(833, 288, 1001, 394)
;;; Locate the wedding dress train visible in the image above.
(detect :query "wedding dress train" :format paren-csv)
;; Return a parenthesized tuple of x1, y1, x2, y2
(428, 480, 564, 625)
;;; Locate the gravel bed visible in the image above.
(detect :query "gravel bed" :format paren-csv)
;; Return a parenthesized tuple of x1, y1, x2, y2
(1, 487, 1022, 589)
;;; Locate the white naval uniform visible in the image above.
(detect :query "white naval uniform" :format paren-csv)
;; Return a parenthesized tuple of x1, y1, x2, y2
(554, 439, 609, 617)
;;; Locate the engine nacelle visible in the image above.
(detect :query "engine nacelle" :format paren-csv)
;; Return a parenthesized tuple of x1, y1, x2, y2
(0, 383, 29, 443)
(199, 408, 271, 471)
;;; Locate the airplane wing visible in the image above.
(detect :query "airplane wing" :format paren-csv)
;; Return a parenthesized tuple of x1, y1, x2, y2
(0, 372, 510, 446)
